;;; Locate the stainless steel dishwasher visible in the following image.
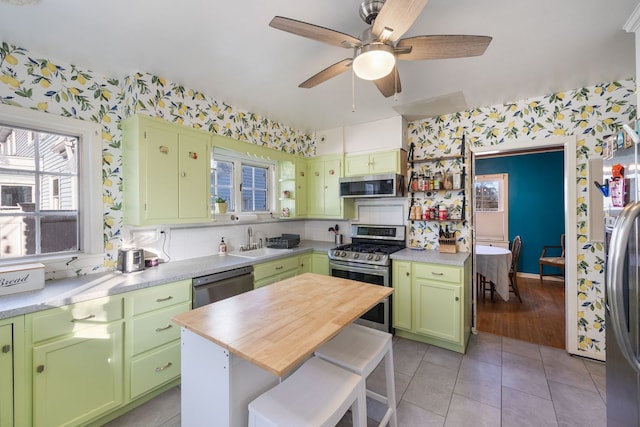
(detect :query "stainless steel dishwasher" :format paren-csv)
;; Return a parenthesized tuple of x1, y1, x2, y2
(192, 265, 254, 308)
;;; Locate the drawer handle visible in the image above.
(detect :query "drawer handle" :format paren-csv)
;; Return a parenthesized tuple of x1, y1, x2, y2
(1, 344, 10, 353)
(275, 266, 284, 270)
(156, 296, 173, 302)
(431, 272, 444, 276)
(155, 362, 173, 372)
(155, 324, 173, 332)
(70, 314, 96, 323)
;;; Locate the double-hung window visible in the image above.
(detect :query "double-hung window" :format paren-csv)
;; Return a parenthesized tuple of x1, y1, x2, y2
(0, 104, 102, 264)
(211, 150, 274, 214)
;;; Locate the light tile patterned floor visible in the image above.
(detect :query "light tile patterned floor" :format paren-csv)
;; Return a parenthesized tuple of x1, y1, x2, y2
(104, 332, 606, 427)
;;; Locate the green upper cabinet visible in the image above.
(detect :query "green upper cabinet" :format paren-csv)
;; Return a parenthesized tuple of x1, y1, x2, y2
(122, 115, 211, 226)
(295, 157, 308, 217)
(344, 149, 407, 177)
(307, 154, 354, 219)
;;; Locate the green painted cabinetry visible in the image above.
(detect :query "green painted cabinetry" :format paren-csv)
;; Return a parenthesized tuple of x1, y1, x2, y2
(0, 324, 11, 427)
(311, 251, 329, 276)
(298, 253, 312, 274)
(278, 157, 307, 219)
(125, 280, 191, 401)
(344, 149, 406, 177)
(307, 155, 354, 219)
(28, 295, 125, 427)
(122, 115, 210, 225)
(0, 316, 25, 427)
(254, 255, 300, 288)
(392, 257, 471, 353)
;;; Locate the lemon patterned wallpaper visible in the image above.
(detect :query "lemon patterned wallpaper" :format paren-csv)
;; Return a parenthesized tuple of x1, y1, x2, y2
(408, 79, 636, 358)
(0, 40, 636, 358)
(0, 41, 315, 271)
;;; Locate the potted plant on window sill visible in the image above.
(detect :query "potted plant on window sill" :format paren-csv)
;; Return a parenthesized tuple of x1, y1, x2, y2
(214, 196, 227, 214)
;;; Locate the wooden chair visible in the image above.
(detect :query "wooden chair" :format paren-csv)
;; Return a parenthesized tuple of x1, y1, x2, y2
(539, 234, 565, 284)
(509, 235, 523, 302)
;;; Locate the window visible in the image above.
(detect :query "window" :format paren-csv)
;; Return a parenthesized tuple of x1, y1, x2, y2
(0, 104, 102, 264)
(474, 173, 509, 244)
(475, 179, 501, 211)
(211, 150, 274, 214)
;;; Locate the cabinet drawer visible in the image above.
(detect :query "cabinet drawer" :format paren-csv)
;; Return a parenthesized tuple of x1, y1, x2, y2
(130, 341, 181, 399)
(131, 302, 191, 356)
(130, 280, 191, 316)
(31, 295, 123, 343)
(254, 256, 299, 280)
(413, 263, 461, 284)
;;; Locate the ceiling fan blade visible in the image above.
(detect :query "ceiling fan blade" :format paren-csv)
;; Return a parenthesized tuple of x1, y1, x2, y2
(372, 0, 429, 42)
(270, 16, 361, 48)
(374, 66, 402, 98)
(299, 58, 353, 88)
(397, 35, 492, 60)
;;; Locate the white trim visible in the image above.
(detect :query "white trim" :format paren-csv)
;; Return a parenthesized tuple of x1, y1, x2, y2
(0, 104, 103, 261)
(470, 135, 578, 356)
(624, 4, 640, 33)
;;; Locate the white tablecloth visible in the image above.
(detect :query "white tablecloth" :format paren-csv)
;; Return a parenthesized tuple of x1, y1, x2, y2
(476, 245, 512, 301)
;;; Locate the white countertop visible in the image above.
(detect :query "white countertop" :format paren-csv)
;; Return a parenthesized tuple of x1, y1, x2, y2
(0, 240, 335, 320)
(391, 248, 470, 266)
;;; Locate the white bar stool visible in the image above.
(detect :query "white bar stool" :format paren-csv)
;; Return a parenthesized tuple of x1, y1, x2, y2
(248, 357, 366, 427)
(315, 324, 397, 427)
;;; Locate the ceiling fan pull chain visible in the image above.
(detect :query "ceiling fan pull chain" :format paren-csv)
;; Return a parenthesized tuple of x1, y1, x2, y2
(351, 68, 356, 112)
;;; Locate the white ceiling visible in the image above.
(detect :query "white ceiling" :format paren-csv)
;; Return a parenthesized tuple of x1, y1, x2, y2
(0, 0, 637, 133)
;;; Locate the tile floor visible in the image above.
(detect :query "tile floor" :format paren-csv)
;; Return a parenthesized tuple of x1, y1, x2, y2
(104, 332, 606, 427)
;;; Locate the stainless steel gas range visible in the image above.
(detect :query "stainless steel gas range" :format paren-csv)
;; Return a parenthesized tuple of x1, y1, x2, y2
(328, 224, 406, 332)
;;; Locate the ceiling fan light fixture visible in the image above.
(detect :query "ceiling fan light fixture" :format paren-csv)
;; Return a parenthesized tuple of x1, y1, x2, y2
(353, 42, 395, 81)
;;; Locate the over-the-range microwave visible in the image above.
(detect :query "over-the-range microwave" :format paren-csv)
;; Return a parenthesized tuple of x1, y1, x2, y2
(339, 174, 405, 198)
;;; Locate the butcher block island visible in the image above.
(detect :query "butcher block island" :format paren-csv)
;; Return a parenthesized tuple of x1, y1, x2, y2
(172, 273, 392, 426)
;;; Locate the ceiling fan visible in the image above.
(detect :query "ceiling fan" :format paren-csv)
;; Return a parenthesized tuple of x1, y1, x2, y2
(269, 0, 492, 97)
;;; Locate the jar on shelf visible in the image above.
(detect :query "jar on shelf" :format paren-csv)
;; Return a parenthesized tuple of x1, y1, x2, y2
(410, 172, 419, 192)
(418, 174, 424, 191)
(439, 205, 448, 220)
(444, 172, 453, 190)
(434, 172, 443, 190)
(453, 172, 462, 189)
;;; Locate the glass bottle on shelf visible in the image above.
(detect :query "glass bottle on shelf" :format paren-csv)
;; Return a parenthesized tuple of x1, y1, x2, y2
(434, 172, 443, 190)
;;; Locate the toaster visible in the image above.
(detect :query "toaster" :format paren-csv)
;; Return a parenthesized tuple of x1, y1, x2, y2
(116, 248, 145, 273)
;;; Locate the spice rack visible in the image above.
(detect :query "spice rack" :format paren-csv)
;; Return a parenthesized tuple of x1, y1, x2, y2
(407, 135, 467, 223)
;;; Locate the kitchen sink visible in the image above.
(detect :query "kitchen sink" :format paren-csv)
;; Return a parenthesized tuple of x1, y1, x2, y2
(227, 247, 293, 259)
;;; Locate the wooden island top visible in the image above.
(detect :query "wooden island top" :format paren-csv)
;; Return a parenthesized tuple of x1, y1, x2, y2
(172, 272, 392, 377)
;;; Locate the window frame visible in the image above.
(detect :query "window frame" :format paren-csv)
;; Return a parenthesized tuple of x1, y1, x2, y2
(0, 104, 103, 264)
(211, 149, 275, 216)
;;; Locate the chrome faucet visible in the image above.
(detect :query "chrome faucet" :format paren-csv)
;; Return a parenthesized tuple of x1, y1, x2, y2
(247, 226, 253, 249)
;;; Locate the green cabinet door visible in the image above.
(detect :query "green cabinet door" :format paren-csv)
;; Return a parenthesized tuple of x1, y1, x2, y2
(298, 253, 312, 274)
(144, 125, 180, 221)
(178, 131, 210, 220)
(323, 158, 342, 217)
(392, 261, 412, 331)
(0, 324, 12, 427)
(413, 279, 461, 343)
(295, 157, 308, 217)
(32, 322, 124, 427)
(344, 153, 370, 177)
(369, 150, 400, 174)
(311, 252, 329, 275)
(307, 159, 325, 216)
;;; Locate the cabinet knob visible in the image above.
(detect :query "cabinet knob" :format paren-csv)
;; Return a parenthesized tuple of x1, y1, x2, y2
(405, 272, 410, 277)
(455, 296, 459, 301)
(181, 171, 186, 177)
(1, 344, 10, 353)
(36, 365, 45, 373)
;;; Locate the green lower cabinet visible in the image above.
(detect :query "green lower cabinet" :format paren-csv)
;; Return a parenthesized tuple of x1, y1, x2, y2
(311, 251, 329, 275)
(392, 258, 471, 354)
(0, 324, 13, 427)
(254, 255, 300, 288)
(130, 341, 181, 399)
(298, 253, 312, 274)
(32, 321, 124, 427)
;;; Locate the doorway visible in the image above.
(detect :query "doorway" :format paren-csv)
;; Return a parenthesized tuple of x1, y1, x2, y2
(470, 136, 578, 354)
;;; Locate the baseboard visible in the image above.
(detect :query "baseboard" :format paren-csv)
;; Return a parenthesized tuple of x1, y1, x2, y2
(517, 272, 564, 282)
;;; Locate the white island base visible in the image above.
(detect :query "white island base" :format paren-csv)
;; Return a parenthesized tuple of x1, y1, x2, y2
(180, 328, 279, 427)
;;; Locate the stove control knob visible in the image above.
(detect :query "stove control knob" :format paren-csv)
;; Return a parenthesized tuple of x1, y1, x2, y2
(353, 253, 359, 259)
(367, 254, 373, 260)
(375, 255, 381, 261)
(340, 251, 347, 257)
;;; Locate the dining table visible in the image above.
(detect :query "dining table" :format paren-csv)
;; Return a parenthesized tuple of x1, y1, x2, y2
(476, 245, 512, 302)
(172, 272, 393, 427)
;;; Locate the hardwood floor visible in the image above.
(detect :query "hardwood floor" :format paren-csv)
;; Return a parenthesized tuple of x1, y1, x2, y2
(476, 275, 566, 349)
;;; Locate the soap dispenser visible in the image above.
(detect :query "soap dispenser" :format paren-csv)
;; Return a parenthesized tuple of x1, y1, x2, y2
(219, 237, 227, 256)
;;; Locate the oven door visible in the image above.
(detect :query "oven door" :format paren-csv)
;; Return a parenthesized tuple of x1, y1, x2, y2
(329, 260, 390, 332)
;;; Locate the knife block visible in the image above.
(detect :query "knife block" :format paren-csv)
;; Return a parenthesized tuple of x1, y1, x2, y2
(438, 238, 457, 254)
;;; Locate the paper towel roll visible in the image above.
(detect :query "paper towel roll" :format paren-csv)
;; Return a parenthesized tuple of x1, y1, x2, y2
(232, 214, 258, 223)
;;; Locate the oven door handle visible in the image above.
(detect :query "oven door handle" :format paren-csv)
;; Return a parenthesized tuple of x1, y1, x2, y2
(330, 262, 387, 275)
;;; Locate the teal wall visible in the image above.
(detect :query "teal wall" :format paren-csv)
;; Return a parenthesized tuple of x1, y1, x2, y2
(475, 151, 565, 275)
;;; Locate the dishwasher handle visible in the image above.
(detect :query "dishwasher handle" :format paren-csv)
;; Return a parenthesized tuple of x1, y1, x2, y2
(192, 265, 254, 287)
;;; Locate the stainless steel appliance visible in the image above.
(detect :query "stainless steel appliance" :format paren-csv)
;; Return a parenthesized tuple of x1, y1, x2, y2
(604, 125, 640, 426)
(116, 248, 145, 273)
(328, 224, 405, 332)
(192, 265, 254, 308)
(339, 174, 405, 198)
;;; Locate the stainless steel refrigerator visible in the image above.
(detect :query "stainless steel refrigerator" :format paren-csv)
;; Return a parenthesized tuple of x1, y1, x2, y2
(604, 125, 640, 426)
